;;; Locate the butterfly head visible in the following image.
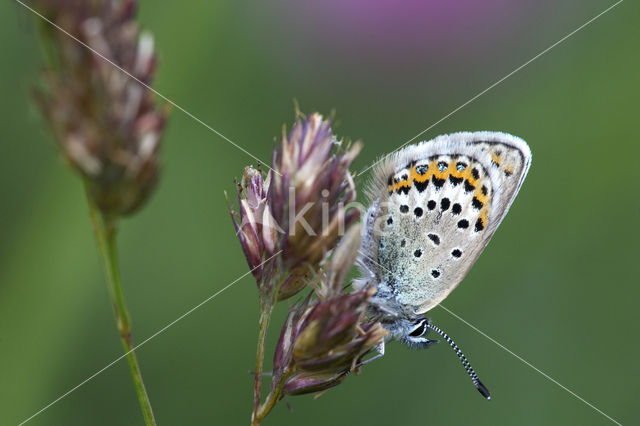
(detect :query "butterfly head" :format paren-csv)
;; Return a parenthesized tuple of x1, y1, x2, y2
(383, 315, 491, 400)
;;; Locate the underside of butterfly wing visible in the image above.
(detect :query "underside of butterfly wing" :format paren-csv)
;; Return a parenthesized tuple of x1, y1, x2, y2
(359, 132, 531, 316)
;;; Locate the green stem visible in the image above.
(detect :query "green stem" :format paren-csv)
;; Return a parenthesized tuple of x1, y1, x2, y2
(253, 368, 292, 424)
(87, 193, 157, 426)
(251, 291, 275, 426)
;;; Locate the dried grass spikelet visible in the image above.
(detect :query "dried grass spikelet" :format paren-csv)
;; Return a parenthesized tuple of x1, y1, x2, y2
(34, 0, 167, 217)
(272, 225, 388, 396)
(230, 113, 361, 299)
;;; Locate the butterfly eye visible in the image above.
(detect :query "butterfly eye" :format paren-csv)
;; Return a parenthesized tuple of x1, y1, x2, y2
(409, 320, 427, 337)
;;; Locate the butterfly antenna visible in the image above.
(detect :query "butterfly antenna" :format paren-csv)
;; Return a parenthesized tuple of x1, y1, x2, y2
(426, 322, 491, 400)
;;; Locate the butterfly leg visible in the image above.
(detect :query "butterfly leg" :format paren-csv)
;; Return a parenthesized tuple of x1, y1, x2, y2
(356, 340, 385, 367)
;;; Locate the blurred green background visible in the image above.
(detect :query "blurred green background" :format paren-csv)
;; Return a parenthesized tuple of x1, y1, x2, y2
(1, 0, 638, 425)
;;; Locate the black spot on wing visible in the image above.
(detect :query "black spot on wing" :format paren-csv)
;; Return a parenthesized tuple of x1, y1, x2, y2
(428, 234, 440, 245)
(471, 197, 483, 210)
(449, 175, 463, 186)
(397, 186, 410, 195)
(464, 180, 475, 193)
(431, 175, 445, 190)
(415, 180, 428, 192)
(457, 219, 469, 229)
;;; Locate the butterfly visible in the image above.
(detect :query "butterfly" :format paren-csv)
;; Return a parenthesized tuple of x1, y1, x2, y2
(356, 132, 531, 399)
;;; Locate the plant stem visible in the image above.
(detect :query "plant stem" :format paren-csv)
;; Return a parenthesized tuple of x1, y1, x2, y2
(251, 289, 276, 426)
(253, 368, 292, 424)
(87, 193, 157, 426)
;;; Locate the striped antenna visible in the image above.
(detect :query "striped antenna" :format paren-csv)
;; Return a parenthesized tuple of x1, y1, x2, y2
(426, 322, 491, 400)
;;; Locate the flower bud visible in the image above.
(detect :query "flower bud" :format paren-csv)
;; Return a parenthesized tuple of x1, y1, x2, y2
(292, 287, 380, 370)
(267, 113, 361, 299)
(273, 286, 388, 396)
(229, 166, 279, 284)
(231, 113, 361, 299)
(268, 199, 389, 398)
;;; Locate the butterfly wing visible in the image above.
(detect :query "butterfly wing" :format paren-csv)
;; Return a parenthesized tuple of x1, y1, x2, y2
(360, 132, 531, 315)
